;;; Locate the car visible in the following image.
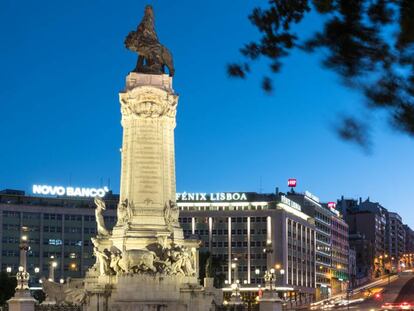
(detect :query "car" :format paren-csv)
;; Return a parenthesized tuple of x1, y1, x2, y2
(381, 302, 414, 310)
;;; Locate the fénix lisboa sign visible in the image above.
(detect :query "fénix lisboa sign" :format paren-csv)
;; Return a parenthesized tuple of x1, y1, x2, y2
(32, 184, 109, 198)
(176, 192, 248, 202)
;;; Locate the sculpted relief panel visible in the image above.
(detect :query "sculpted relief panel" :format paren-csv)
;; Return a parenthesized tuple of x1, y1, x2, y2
(92, 240, 196, 277)
(120, 87, 178, 120)
(89, 196, 195, 278)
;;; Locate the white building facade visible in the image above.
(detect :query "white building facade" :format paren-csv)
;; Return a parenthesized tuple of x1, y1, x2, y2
(177, 192, 316, 302)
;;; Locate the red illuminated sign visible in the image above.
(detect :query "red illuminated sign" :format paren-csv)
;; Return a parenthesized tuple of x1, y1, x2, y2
(328, 202, 336, 209)
(288, 179, 297, 187)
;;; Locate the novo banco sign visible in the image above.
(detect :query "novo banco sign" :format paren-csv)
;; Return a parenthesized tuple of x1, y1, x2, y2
(32, 184, 110, 198)
(176, 192, 248, 202)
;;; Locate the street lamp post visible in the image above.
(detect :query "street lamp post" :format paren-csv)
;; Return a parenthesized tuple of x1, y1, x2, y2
(19, 235, 29, 273)
(228, 258, 243, 309)
(264, 240, 273, 270)
(264, 269, 276, 291)
(16, 233, 30, 290)
(7, 228, 37, 311)
(49, 256, 58, 282)
(258, 265, 284, 311)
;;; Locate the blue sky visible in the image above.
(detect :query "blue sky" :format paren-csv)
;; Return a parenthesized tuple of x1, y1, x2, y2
(0, 1, 413, 226)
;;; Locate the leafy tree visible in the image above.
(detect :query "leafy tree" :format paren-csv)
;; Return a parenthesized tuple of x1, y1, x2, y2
(229, 0, 414, 148)
(32, 290, 46, 304)
(0, 272, 16, 306)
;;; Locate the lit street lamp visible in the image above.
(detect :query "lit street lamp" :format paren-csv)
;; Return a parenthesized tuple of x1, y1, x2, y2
(15, 230, 31, 290)
(264, 269, 276, 290)
(255, 263, 286, 293)
(49, 256, 58, 282)
(228, 258, 243, 308)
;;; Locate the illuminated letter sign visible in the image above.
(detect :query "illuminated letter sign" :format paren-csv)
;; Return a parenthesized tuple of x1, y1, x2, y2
(32, 185, 109, 198)
(327, 201, 340, 216)
(288, 179, 297, 187)
(176, 192, 248, 202)
(327, 202, 336, 209)
(305, 190, 320, 203)
(281, 195, 301, 211)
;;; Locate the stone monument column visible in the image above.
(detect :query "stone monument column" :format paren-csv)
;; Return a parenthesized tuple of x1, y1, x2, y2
(112, 72, 183, 250)
(82, 6, 222, 311)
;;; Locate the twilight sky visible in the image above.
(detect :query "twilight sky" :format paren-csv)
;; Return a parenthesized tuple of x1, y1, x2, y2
(0, 1, 413, 227)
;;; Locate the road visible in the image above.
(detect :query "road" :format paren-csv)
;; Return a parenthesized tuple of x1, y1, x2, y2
(394, 275, 414, 303)
(332, 272, 414, 310)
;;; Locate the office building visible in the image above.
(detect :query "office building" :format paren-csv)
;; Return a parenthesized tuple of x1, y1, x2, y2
(348, 248, 357, 288)
(404, 225, 414, 253)
(286, 191, 348, 299)
(347, 232, 375, 278)
(358, 199, 388, 258)
(386, 212, 405, 270)
(177, 191, 317, 302)
(329, 208, 349, 294)
(0, 189, 117, 284)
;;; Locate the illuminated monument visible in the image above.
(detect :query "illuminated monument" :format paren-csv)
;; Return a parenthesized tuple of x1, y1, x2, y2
(80, 5, 220, 311)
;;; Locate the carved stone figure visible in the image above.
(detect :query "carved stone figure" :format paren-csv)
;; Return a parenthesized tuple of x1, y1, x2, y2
(94, 197, 110, 236)
(90, 237, 103, 254)
(64, 279, 87, 305)
(93, 247, 111, 276)
(170, 249, 185, 275)
(180, 249, 196, 276)
(117, 199, 132, 226)
(42, 278, 66, 304)
(205, 255, 213, 278)
(125, 5, 174, 76)
(110, 252, 124, 275)
(157, 236, 169, 249)
(164, 200, 179, 231)
(42, 277, 87, 305)
(165, 244, 196, 276)
(116, 249, 157, 273)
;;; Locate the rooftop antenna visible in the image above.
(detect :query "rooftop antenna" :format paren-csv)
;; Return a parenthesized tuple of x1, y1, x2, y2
(259, 176, 263, 194)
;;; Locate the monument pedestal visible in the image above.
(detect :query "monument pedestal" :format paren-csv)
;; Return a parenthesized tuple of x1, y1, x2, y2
(85, 274, 220, 311)
(259, 290, 283, 311)
(7, 290, 36, 311)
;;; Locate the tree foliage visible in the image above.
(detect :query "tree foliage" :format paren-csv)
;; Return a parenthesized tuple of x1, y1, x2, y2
(32, 290, 46, 304)
(229, 0, 414, 147)
(0, 272, 16, 306)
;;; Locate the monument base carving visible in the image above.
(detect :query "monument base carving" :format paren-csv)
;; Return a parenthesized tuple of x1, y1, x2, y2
(84, 273, 220, 311)
(78, 196, 220, 311)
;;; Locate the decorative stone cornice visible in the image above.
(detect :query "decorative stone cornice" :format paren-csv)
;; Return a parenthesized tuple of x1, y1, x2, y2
(119, 85, 178, 119)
